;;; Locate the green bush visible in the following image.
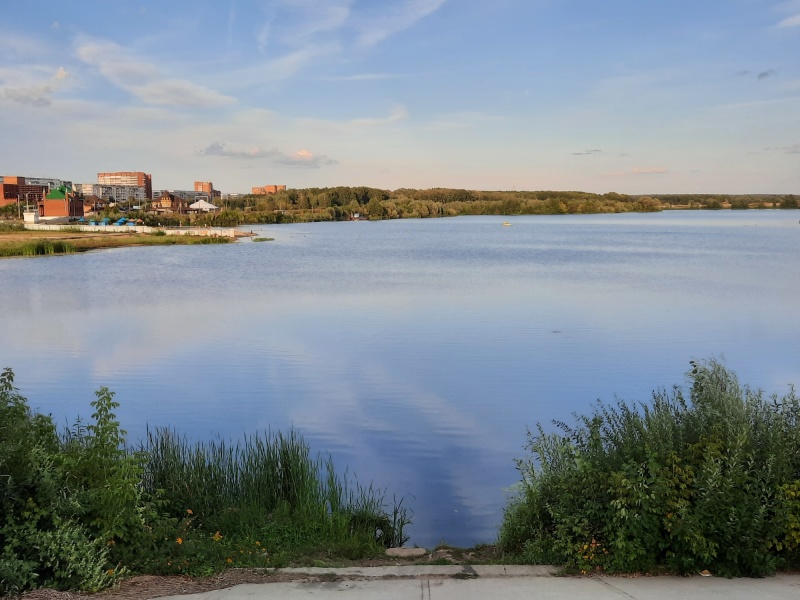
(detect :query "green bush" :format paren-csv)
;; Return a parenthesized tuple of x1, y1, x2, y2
(0, 369, 121, 594)
(500, 359, 800, 577)
(1, 369, 411, 591)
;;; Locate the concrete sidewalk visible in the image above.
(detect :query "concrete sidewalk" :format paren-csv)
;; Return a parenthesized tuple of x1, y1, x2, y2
(154, 565, 800, 600)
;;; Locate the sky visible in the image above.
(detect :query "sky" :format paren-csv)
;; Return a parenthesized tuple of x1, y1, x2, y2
(1, 0, 799, 195)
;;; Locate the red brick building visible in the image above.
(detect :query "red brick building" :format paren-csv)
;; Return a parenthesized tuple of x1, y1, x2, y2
(252, 185, 287, 195)
(40, 185, 83, 218)
(0, 176, 48, 210)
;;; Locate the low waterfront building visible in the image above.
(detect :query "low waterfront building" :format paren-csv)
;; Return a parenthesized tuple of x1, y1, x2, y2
(40, 185, 83, 218)
(151, 191, 188, 213)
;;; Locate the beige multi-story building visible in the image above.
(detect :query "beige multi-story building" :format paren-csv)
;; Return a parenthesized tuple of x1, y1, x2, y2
(252, 184, 286, 195)
(78, 183, 148, 206)
(98, 171, 152, 199)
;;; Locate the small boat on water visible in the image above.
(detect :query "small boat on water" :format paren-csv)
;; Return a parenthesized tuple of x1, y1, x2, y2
(502, 221, 512, 227)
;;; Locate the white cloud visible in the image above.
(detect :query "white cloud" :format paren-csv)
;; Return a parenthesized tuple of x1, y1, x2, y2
(632, 167, 669, 175)
(75, 38, 234, 108)
(3, 67, 70, 107)
(0, 31, 46, 58)
(297, 105, 409, 133)
(425, 111, 502, 131)
(199, 141, 338, 168)
(784, 144, 800, 153)
(280, 2, 352, 43)
(5, 85, 54, 107)
(356, 0, 447, 46)
(350, 105, 409, 126)
(776, 14, 800, 27)
(132, 80, 235, 108)
(606, 167, 669, 177)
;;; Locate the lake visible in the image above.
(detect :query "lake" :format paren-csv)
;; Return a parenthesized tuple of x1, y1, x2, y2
(1, 210, 799, 547)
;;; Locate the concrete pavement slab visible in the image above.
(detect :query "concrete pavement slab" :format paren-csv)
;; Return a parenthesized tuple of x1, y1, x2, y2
(153, 571, 800, 600)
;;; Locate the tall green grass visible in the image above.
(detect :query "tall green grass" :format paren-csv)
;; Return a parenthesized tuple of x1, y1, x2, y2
(0, 239, 75, 257)
(500, 358, 800, 576)
(141, 429, 411, 562)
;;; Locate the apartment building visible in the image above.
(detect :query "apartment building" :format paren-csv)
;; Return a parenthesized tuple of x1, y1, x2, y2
(78, 183, 148, 205)
(97, 171, 152, 199)
(252, 185, 287, 195)
(0, 176, 65, 209)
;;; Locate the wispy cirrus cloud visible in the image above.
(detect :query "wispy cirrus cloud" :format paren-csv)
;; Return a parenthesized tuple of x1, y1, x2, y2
(199, 142, 338, 168)
(784, 144, 800, 154)
(297, 105, 409, 132)
(606, 167, 669, 177)
(572, 149, 603, 156)
(356, 0, 447, 46)
(0, 31, 47, 58)
(4, 66, 69, 107)
(323, 72, 405, 81)
(75, 38, 234, 108)
(425, 111, 502, 131)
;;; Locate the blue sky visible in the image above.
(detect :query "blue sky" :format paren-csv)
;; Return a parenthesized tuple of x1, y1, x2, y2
(1, 0, 799, 194)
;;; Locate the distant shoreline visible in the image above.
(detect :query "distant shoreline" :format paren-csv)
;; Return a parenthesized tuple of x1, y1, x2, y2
(0, 227, 234, 258)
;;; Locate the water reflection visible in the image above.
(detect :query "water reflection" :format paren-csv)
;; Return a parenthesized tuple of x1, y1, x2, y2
(1, 211, 799, 547)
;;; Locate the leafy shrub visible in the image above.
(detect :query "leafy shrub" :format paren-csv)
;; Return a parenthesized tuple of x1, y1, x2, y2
(1, 369, 411, 591)
(500, 359, 800, 577)
(0, 369, 121, 594)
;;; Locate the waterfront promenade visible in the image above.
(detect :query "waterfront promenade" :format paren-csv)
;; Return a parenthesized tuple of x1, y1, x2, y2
(153, 565, 800, 600)
(23, 222, 238, 237)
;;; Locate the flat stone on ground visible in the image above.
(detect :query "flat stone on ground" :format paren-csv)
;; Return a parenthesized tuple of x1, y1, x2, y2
(385, 547, 428, 558)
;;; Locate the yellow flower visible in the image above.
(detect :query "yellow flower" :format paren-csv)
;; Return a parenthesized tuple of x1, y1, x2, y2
(107, 569, 115, 576)
(227, 557, 233, 564)
(255, 541, 261, 546)
(212, 531, 223, 541)
(176, 537, 183, 545)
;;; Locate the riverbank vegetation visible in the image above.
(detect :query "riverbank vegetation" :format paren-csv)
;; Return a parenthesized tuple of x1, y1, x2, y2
(178, 189, 796, 227)
(0, 229, 231, 258)
(0, 369, 410, 595)
(500, 358, 800, 577)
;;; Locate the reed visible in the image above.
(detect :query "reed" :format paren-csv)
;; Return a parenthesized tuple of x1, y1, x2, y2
(0, 239, 75, 257)
(141, 428, 410, 560)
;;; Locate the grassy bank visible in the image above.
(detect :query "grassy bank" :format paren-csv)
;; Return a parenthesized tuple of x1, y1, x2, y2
(0, 228, 232, 258)
(500, 358, 800, 577)
(0, 370, 409, 594)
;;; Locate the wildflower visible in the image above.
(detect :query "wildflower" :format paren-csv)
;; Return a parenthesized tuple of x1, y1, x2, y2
(187, 509, 193, 515)
(227, 557, 233, 564)
(176, 537, 183, 545)
(107, 569, 115, 576)
(212, 531, 223, 542)
(255, 541, 261, 546)
(107, 539, 116, 546)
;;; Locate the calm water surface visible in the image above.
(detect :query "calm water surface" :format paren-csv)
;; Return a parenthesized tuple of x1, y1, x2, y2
(1, 211, 799, 547)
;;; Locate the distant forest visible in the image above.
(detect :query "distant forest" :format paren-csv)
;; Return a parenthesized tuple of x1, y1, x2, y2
(188, 188, 798, 227)
(14, 187, 791, 227)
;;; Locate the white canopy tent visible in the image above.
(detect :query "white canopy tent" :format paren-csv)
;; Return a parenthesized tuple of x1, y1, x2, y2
(189, 199, 219, 212)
